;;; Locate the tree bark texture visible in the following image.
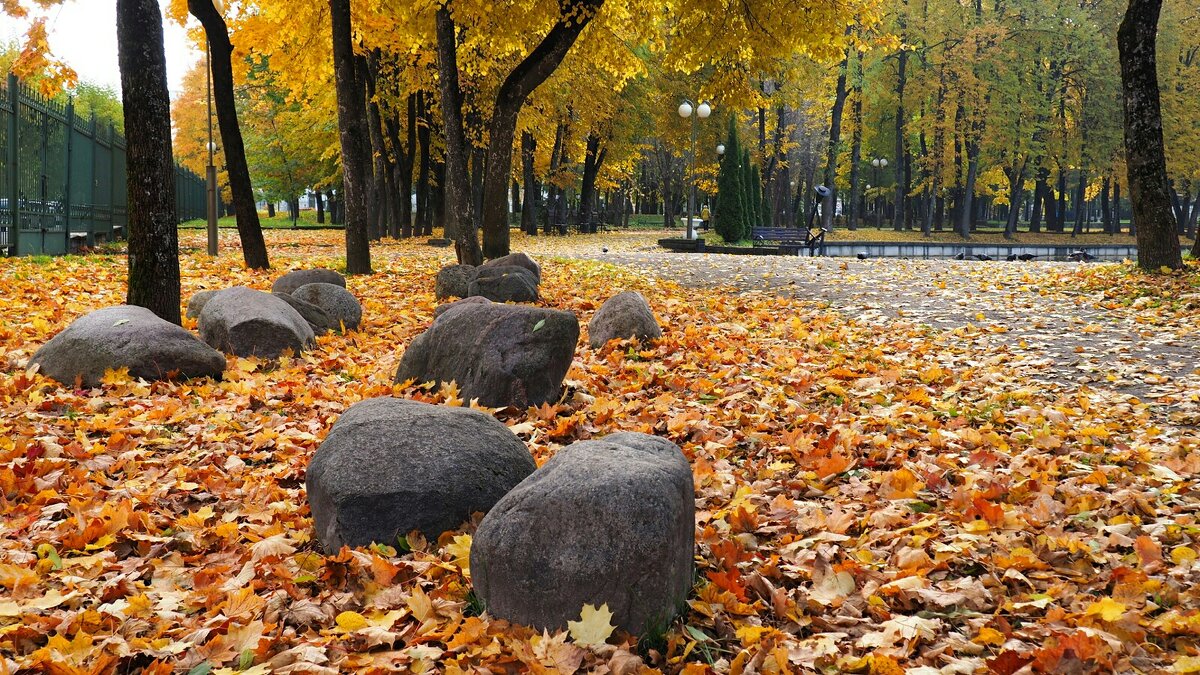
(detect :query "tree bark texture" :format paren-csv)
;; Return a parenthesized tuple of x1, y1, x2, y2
(188, 0, 269, 270)
(330, 0, 372, 273)
(118, 0, 180, 324)
(521, 131, 539, 235)
(434, 7, 482, 264)
(1118, 0, 1184, 269)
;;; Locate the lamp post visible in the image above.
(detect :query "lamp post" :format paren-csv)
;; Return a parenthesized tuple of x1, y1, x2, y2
(711, 144, 725, 231)
(871, 158, 888, 229)
(679, 100, 712, 240)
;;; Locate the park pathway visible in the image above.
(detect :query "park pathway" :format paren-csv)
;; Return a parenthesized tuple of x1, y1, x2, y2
(576, 251, 1200, 426)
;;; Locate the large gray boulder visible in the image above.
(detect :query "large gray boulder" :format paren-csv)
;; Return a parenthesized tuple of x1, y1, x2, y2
(395, 303, 577, 409)
(198, 287, 316, 358)
(588, 291, 663, 348)
(435, 264, 476, 301)
(185, 290, 220, 319)
(468, 265, 539, 303)
(292, 282, 362, 331)
(273, 292, 338, 336)
(306, 397, 537, 551)
(479, 252, 541, 283)
(272, 269, 346, 296)
(30, 306, 226, 387)
(471, 433, 695, 634)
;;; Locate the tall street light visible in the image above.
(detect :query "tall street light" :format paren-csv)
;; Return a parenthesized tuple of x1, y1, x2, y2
(679, 99, 712, 241)
(871, 158, 888, 229)
(711, 143, 725, 231)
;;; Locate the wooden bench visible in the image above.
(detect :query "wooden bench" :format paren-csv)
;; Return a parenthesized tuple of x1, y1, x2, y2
(751, 226, 828, 255)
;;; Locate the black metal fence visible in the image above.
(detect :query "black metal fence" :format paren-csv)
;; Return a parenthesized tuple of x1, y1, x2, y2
(1, 73, 207, 255)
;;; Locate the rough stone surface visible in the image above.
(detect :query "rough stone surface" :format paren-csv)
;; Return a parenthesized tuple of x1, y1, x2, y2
(274, 292, 337, 336)
(468, 265, 539, 303)
(293, 282, 363, 331)
(31, 306, 226, 387)
(186, 290, 220, 319)
(395, 303, 578, 408)
(272, 269, 346, 296)
(471, 432, 695, 634)
(198, 287, 316, 358)
(435, 264, 476, 300)
(588, 291, 663, 348)
(306, 397, 537, 551)
(479, 252, 541, 282)
(433, 296, 492, 319)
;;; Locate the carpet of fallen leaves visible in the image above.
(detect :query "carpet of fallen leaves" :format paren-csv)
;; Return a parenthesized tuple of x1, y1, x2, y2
(3, 229, 1200, 674)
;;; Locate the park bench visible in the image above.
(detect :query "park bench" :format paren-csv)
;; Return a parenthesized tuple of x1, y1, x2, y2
(751, 226, 828, 255)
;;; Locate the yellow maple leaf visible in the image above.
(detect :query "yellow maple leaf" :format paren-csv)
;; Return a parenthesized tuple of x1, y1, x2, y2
(567, 603, 615, 647)
(100, 367, 132, 385)
(445, 534, 472, 576)
(1085, 597, 1126, 622)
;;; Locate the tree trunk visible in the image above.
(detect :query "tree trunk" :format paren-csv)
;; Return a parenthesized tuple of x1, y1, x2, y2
(360, 56, 388, 241)
(547, 123, 566, 234)
(399, 94, 416, 237)
(1073, 168, 1088, 236)
(381, 89, 415, 239)
(434, 7, 482, 264)
(1114, 180, 1122, 234)
(824, 49, 851, 230)
(1101, 177, 1112, 234)
(479, 0, 604, 258)
(267, 201, 276, 218)
(1119, 0, 1184, 269)
(893, 30, 909, 231)
(118, 0, 180, 324)
(577, 134, 604, 230)
(1004, 160, 1025, 239)
(188, 0, 269, 270)
(847, 77, 862, 231)
(416, 93, 433, 237)
(521, 131, 539, 235)
(960, 139, 979, 239)
(330, 0, 372, 274)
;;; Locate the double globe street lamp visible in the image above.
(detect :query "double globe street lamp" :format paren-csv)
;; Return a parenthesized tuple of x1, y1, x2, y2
(679, 99, 712, 240)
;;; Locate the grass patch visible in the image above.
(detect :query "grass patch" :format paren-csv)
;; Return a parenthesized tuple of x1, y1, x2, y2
(180, 212, 339, 230)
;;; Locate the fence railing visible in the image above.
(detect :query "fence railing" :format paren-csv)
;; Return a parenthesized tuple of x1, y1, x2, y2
(1, 73, 207, 255)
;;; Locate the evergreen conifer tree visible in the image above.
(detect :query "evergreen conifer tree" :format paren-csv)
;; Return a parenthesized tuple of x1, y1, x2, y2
(714, 117, 748, 242)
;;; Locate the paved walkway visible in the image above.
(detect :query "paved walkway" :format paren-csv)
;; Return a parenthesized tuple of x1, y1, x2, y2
(580, 251, 1200, 423)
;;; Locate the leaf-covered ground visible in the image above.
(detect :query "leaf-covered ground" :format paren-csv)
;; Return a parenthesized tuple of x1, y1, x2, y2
(2, 229, 1199, 674)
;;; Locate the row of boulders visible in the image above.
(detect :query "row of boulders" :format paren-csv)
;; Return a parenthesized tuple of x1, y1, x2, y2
(436, 252, 543, 303)
(29, 268, 356, 386)
(306, 396, 694, 634)
(410, 253, 663, 408)
(188, 269, 362, 359)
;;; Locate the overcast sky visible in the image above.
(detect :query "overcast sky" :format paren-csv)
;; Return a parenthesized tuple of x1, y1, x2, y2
(3, 0, 200, 99)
